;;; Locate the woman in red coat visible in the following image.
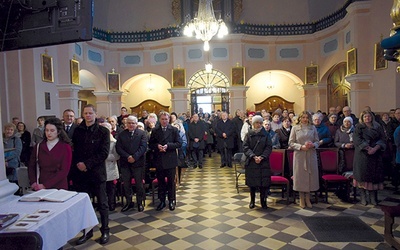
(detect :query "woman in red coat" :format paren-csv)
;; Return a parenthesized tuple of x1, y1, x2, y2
(28, 117, 72, 190)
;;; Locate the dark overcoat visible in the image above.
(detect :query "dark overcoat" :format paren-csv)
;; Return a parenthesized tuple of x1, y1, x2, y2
(116, 129, 148, 169)
(148, 124, 182, 170)
(71, 120, 110, 183)
(215, 119, 235, 149)
(243, 128, 272, 187)
(188, 121, 206, 150)
(353, 121, 386, 183)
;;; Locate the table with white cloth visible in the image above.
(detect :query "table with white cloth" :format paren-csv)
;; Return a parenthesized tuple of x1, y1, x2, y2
(0, 193, 98, 250)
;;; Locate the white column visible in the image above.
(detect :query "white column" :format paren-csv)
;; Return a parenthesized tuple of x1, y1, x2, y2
(57, 84, 83, 116)
(168, 88, 190, 114)
(228, 86, 249, 113)
(93, 91, 112, 117)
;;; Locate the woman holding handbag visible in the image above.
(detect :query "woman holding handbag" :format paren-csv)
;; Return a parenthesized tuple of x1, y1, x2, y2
(28, 117, 72, 190)
(243, 115, 272, 209)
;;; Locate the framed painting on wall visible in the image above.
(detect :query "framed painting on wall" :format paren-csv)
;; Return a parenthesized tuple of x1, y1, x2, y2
(70, 59, 80, 85)
(231, 66, 245, 85)
(107, 72, 120, 92)
(41, 54, 54, 83)
(305, 65, 318, 84)
(172, 68, 185, 87)
(374, 42, 388, 71)
(347, 48, 357, 75)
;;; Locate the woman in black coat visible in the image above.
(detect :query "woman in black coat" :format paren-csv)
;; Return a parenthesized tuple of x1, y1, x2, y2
(353, 110, 386, 206)
(243, 115, 272, 209)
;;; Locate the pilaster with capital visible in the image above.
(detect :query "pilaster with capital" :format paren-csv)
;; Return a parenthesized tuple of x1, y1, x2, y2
(345, 74, 372, 116)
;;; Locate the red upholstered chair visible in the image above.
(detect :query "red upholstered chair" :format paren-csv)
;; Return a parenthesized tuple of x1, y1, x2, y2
(287, 150, 318, 204)
(269, 149, 290, 204)
(319, 148, 350, 203)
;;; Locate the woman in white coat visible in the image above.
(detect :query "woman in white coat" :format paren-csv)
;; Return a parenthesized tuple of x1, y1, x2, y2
(289, 111, 320, 208)
(101, 122, 120, 211)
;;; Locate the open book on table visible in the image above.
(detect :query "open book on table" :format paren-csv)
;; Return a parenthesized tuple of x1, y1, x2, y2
(20, 189, 78, 202)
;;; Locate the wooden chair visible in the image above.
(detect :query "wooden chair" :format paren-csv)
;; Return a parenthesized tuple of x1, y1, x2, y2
(233, 153, 246, 193)
(381, 205, 400, 250)
(319, 148, 350, 203)
(269, 149, 290, 204)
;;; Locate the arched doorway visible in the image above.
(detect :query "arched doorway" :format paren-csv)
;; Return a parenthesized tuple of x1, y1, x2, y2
(327, 62, 350, 109)
(187, 69, 230, 114)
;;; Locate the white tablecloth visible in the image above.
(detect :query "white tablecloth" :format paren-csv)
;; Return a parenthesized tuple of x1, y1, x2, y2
(0, 193, 98, 250)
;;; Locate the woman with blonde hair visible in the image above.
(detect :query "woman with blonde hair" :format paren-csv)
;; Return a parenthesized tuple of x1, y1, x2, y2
(289, 111, 320, 208)
(4, 123, 22, 182)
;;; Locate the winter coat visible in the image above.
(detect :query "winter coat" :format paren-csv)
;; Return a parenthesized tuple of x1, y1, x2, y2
(71, 120, 110, 183)
(276, 127, 291, 149)
(353, 121, 386, 183)
(315, 123, 332, 148)
(4, 134, 22, 181)
(289, 124, 320, 192)
(106, 138, 120, 181)
(215, 119, 235, 149)
(188, 120, 206, 150)
(395, 126, 400, 164)
(243, 128, 272, 188)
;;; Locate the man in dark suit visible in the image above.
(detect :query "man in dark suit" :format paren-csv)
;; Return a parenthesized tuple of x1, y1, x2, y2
(71, 104, 110, 245)
(149, 112, 181, 211)
(63, 109, 77, 139)
(116, 115, 148, 212)
(215, 111, 235, 168)
(188, 113, 207, 169)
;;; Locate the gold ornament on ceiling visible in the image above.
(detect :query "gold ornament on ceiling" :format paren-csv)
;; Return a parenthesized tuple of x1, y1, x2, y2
(172, 0, 182, 24)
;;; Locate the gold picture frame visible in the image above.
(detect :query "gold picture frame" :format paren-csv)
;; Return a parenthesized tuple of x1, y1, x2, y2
(41, 54, 54, 82)
(374, 42, 388, 71)
(305, 65, 318, 84)
(347, 48, 357, 75)
(231, 66, 245, 85)
(107, 73, 120, 92)
(70, 59, 80, 85)
(172, 68, 186, 87)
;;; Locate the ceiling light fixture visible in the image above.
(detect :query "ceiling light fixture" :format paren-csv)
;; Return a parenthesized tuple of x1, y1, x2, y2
(183, 0, 228, 51)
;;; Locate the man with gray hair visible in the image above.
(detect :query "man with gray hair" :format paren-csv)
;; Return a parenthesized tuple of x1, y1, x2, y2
(116, 115, 148, 212)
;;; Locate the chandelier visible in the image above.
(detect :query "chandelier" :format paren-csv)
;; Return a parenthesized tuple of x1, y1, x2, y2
(183, 0, 228, 51)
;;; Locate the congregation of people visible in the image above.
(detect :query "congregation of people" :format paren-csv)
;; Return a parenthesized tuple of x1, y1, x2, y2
(3, 104, 400, 245)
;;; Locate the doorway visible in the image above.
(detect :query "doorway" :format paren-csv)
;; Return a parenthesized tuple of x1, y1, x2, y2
(188, 69, 230, 115)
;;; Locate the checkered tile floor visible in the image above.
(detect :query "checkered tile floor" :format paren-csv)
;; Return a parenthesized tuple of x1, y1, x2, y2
(64, 155, 400, 250)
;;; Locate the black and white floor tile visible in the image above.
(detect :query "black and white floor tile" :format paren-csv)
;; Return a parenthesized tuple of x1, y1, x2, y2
(64, 155, 400, 250)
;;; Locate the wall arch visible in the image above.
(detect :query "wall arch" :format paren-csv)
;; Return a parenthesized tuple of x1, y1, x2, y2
(246, 70, 304, 113)
(121, 73, 171, 110)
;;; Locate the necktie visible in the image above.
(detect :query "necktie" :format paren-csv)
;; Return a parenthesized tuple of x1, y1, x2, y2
(162, 127, 166, 132)
(65, 125, 70, 133)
